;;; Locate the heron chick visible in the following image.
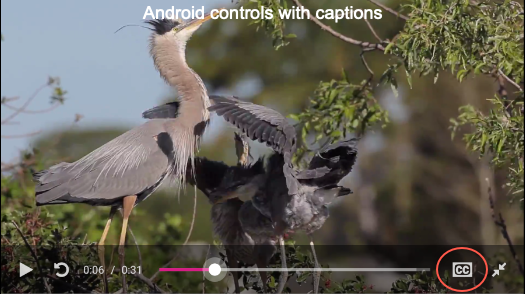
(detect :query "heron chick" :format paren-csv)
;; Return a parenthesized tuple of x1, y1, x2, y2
(186, 132, 275, 293)
(33, 11, 221, 293)
(209, 95, 358, 294)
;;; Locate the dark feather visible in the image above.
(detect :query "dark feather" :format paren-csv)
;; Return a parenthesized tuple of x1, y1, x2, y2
(209, 95, 296, 157)
(304, 138, 359, 187)
(187, 157, 230, 198)
(145, 19, 180, 35)
(142, 102, 180, 119)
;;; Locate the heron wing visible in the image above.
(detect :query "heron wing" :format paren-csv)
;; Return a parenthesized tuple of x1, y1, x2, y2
(35, 121, 171, 205)
(209, 95, 296, 155)
(306, 138, 359, 186)
(296, 167, 331, 180)
(142, 102, 180, 119)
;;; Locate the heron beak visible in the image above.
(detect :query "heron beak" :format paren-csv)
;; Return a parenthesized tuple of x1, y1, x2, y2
(212, 191, 239, 204)
(184, 8, 225, 30)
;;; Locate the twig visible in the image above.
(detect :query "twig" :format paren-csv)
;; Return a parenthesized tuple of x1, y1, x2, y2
(495, 72, 513, 118)
(133, 273, 165, 293)
(150, 188, 198, 282)
(1, 96, 20, 103)
(1, 130, 42, 139)
(46, 274, 92, 293)
(367, 0, 409, 20)
(291, 0, 385, 51)
(363, 18, 383, 42)
(2, 102, 61, 114)
(487, 180, 524, 275)
(1, 84, 47, 125)
(203, 244, 211, 294)
(12, 220, 52, 293)
(126, 223, 142, 268)
(115, 224, 165, 293)
(361, 52, 375, 81)
(498, 69, 523, 92)
(183, 186, 198, 245)
(150, 252, 182, 281)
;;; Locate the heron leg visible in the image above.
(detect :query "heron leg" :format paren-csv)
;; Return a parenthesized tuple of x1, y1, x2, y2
(118, 195, 137, 294)
(275, 236, 287, 294)
(99, 206, 117, 293)
(309, 234, 320, 294)
(226, 249, 241, 294)
(255, 260, 268, 293)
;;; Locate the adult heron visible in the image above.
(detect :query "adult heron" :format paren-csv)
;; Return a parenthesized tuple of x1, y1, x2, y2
(33, 12, 220, 292)
(209, 95, 358, 293)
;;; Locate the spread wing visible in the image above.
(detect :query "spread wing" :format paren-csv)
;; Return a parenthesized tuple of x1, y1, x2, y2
(142, 102, 180, 119)
(305, 138, 359, 187)
(209, 95, 296, 156)
(209, 95, 301, 194)
(34, 121, 170, 206)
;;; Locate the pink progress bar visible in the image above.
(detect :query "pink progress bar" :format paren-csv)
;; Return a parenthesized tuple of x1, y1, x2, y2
(159, 268, 209, 272)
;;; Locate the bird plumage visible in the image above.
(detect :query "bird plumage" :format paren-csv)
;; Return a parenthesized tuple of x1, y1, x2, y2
(34, 16, 215, 208)
(208, 96, 358, 236)
(34, 120, 172, 206)
(142, 101, 180, 119)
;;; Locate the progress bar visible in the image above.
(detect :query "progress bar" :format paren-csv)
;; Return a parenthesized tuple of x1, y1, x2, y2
(223, 268, 431, 272)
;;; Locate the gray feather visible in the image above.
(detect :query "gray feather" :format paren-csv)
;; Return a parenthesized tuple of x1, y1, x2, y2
(209, 95, 296, 156)
(35, 121, 171, 206)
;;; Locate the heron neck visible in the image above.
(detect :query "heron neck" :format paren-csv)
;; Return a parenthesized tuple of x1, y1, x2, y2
(150, 36, 210, 123)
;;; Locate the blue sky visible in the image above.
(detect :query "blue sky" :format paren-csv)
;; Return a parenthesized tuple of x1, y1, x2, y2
(1, 0, 225, 161)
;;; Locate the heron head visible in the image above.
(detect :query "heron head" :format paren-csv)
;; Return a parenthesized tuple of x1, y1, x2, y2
(210, 161, 265, 204)
(146, 9, 223, 43)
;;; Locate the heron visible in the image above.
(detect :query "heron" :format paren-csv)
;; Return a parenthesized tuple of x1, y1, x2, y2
(186, 132, 276, 293)
(209, 95, 358, 293)
(33, 12, 220, 293)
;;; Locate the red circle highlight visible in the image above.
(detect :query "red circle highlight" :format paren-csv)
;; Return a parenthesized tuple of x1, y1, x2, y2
(436, 247, 488, 292)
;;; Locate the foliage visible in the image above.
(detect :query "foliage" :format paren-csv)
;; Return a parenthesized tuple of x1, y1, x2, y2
(451, 96, 524, 202)
(254, 0, 524, 208)
(290, 70, 389, 162)
(389, 271, 450, 293)
(388, 0, 524, 85)
(242, 0, 297, 49)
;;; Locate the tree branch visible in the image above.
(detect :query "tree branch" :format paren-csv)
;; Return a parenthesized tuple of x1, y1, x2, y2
(150, 187, 199, 282)
(1, 84, 48, 125)
(184, 187, 198, 246)
(360, 51, 375, 90)
(2, 102, 61, 114)
(291, 0, 385, 51)
(367, 0, 409, 20)
(498, 69, 523, 92)
(487, 181, 524, 275)
(1, 130, 42, 139)
(364, 18, 383, 43)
